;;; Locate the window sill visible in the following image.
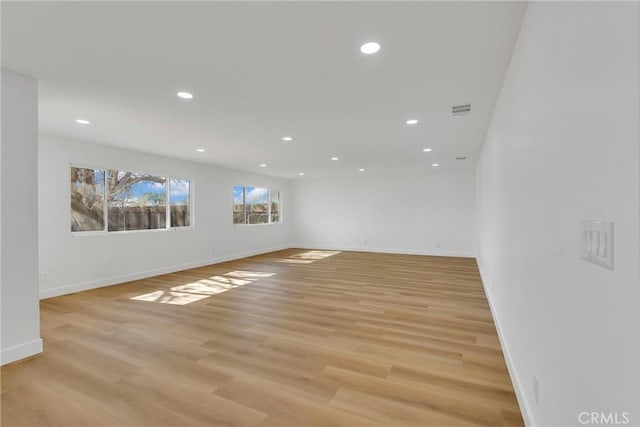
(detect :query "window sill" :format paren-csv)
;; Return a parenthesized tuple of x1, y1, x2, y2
(72, 226, 193, 236)
(233, 222, 281, 227)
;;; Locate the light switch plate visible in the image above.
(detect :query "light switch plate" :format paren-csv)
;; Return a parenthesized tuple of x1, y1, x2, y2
(581, 220, 613, 269)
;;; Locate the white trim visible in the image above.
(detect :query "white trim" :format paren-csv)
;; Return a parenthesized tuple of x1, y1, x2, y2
(292, 244, 475, 259)
(232, 222, 281, 228)
(0, 338, 43, 366)
(477, 262, 535, 427)
(72, 226, 188, 236)
(39, 245, 288, 299)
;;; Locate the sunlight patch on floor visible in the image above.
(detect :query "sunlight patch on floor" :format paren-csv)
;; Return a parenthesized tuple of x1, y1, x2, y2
(277, 258, 314, 264)
(224, 270, 276, 279)
(130, 270, 276, 305)
(130, 290, 210, 305)
(277, 250, 342, 264)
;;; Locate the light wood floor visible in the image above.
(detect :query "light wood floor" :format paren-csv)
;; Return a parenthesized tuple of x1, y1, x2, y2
(0, 249, 523, 426)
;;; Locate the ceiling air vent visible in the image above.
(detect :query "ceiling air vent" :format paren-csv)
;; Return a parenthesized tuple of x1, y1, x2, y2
(456, 156, 467, 161)
(452, 104, 471, 116)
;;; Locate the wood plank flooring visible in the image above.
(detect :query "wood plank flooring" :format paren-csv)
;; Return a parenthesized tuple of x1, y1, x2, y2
(0, 249, 523, 426)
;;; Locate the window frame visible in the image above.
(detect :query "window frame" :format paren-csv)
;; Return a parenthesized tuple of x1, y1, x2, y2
(70, 163, 193, 235)
(232, 185, 281, 226)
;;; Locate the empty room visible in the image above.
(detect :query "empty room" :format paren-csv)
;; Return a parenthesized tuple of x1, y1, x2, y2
(1, 1, 639, 426)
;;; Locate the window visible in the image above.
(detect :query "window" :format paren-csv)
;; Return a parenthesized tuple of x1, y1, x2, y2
(270, 190, 280, 223)
(233, 185, 281, 225)
(71, 166, 191, 233)
(170, 179, 190, 227)
(71, 167, 105, 232)
(233, 185, 245, 225)
(246, 186, 269, 224)
(108, 171, 166, 231)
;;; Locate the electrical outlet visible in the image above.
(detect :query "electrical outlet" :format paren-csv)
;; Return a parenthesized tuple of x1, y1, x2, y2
(533, 375, 540, 403)
(41, 272, 48, 282)
(580, 220, 613, 269)
(436, 241, 441, 248)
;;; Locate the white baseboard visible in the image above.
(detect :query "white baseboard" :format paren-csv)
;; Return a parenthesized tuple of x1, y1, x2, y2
(477, 262, 535, 427)
(292, 244, 475, 259)
(0, 338, 43, 366)
(39, 245, 289, 299)
(40, 245, 473, 299)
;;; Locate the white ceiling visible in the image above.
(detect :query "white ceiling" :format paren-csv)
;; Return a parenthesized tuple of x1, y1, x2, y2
(2, 1, 526, 178)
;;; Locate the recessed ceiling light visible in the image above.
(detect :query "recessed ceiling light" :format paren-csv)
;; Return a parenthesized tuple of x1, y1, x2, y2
(75, 119, 90, 125)
(260, 163, 267, 167)
(299, 172, 305, 176)
(282, 136, 293, 142)
(360, 42, 381, 55)
(406, 119, 419, 125)
(177, 91, 193, 99)
(432, 163, 440, 167)
(358, 168, 365, 172)
(331, 157, 339, 161)
(196, 148, 206, 153)
(423, 148, 432, 152)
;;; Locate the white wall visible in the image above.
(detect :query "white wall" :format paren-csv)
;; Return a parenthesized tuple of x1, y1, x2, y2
(476, 3, 640, 426)
(39, 133, 292, 298)
(291, 168, 475, 257)
(1, 69, 42, 364)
